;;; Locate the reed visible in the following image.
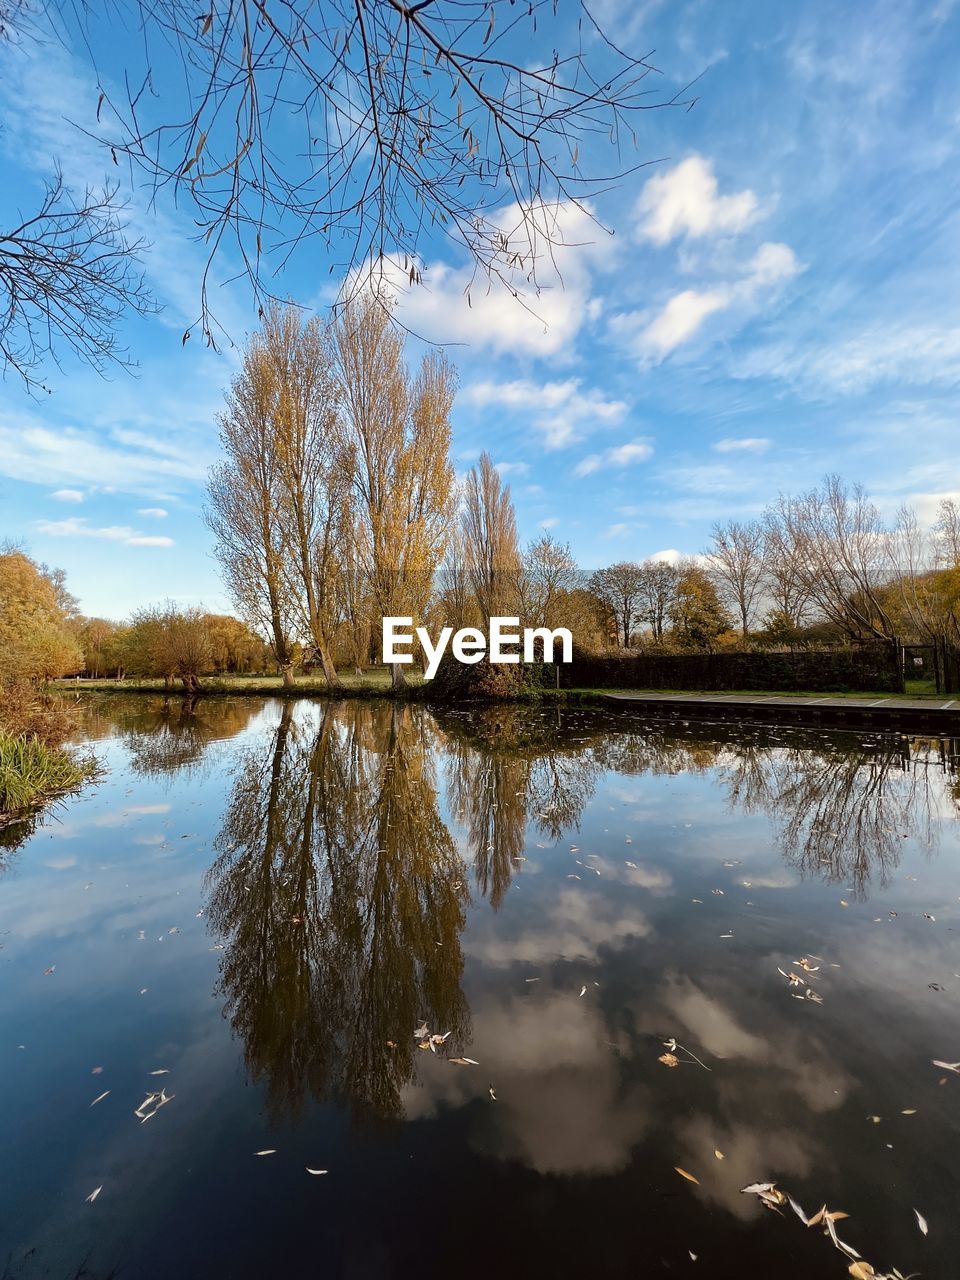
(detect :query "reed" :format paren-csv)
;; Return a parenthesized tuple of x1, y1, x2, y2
(0, 734, 97, 817)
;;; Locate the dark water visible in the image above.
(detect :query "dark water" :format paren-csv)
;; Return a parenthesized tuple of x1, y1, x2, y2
(3, 697, 960, 1279)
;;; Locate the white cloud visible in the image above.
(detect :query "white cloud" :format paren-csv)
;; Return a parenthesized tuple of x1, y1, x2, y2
(713, 437, 771, 453)
(574, 437, 654, 477)
(493, 461, 529, 477)
(464, 377, 628, 450)
(33, 517, 174, 548)
(611, 241, 800, 361)
(539, 517, 560, 529)
(137, 507, 169, 518)
(621, 288, 730, 357)
(0, 411, 209, 490)
(635, 155, 761, 245)
(647, 548, 684, 565)
(372, 201, 612, 356)
(736, 324, 960, 396)
(51, 488, 85, 503)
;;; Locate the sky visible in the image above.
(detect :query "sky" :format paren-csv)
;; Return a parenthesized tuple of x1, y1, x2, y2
(1, 0, 960, 620)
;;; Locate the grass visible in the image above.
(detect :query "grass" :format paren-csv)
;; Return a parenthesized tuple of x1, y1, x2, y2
(54, 670, 425, 696)
(0, 734, 99, 819)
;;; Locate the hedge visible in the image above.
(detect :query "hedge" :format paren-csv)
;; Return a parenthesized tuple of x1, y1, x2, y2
(561, 646, 904, 694)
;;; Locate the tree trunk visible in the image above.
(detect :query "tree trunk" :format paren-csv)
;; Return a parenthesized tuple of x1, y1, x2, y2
(390, 662, 407, 691)
(317, 641, 341, 689)
(280, 663, 296, 688)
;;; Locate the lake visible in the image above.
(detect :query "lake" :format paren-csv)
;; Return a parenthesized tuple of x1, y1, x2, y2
(2, 696, 959, 1278)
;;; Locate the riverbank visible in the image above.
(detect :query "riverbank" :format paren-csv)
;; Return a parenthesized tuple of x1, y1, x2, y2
(0, 735, 99, 828)
(52, 676, 960, 733)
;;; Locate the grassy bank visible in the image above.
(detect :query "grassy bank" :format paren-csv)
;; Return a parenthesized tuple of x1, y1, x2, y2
(0, 734, 98, 822)
(54, 671, 425, 697)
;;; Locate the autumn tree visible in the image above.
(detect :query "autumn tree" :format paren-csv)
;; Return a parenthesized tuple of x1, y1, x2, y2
(259, 303, 347, 688)
(670, 564, 731, 652)
(588, 561, 645, 648)
(126, 603, 213, 692)
(332, 292, 456, 689)
(0, 548, 83, 682)
(462, 453, 521, 628)
(206, 332, 299, 685)
(706, 519, 768, 639)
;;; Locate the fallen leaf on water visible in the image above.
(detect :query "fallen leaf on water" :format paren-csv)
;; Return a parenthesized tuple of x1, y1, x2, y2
(658, 1053, 680, 1068)
(847, 1262, 875, 1279)
(43, 966, 56, 976)
(489, 1087, 497, 1101)
(306, 1168, 328, 1176)
(90, 1091, 110, 1107)
(901, 1109, 916, 1115)
(86, 1186, 102, 1203)
(675, 1167, 699, 1185)
(578, 985, 587, 998)
(149, 1069, 170, 1076)
(91, 1066, 104, 1075)
(932, 1060, 960, 1073)
(714, 1150, 725, 1160)
(914, 1208, 928, 1236)
(449, 1057, 479, 1066)
(254, 1149, 276, 1156)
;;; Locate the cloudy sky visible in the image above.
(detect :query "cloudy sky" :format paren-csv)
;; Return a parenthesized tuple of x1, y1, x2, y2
(2, 0, 959, 619)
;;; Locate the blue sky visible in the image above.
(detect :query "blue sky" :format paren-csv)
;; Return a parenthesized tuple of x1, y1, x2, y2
(1, 0, 959, 620)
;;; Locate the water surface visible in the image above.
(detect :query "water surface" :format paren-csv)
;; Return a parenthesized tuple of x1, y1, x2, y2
(2, 696, 960, 1278)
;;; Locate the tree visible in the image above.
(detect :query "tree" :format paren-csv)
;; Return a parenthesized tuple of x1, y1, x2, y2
(519, 534, 580, 631)
(0, 172, 154, 391)
(635, 560, 679, 644)
(203, 614, 269, 674)
(934, 498, 960, 568)
(761, 505, 815, 632)
(588, 561, 645, 648)
(670, 564, 731, 651)
(706, 519, 767, 639)
(0, 548, 83, 682)
(259, 303, 347, 688)
(126, 603, 213, 692)
(461, 453, 521, 628)
(771, 477, 894, 642)
(206, 337, 299, 685)
(332, 292, 456, 688)
(56, 2, 683, 338)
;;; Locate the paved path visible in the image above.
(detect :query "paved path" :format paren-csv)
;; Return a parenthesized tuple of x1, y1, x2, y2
(600, 690, 960, 730)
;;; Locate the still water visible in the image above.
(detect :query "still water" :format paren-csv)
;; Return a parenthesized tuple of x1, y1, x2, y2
(2, 696, 960, 1278)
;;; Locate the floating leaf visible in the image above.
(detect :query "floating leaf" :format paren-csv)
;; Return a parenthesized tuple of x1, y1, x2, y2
(675, 1167, 699, 1185)
(85, 1185, 102, 1203)
(914, 1208, 928, 1236)
(714, 1149, 725, 1160)
(658, 1053, 680, 1068)
(306, 1168, 328, 1176)
(90, 1091, 110, 1107)
(254, 1149, 276, 1156)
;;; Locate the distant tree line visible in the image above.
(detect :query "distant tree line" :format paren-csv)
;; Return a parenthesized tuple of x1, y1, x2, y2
(6, 316, 960, 695)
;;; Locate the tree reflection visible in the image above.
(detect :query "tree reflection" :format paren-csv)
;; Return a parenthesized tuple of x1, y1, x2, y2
(440, 705, 600, 907)
(118, 696, 261, 777)
(204, 700, 469, 1123)
(593, 715, 960, 896)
